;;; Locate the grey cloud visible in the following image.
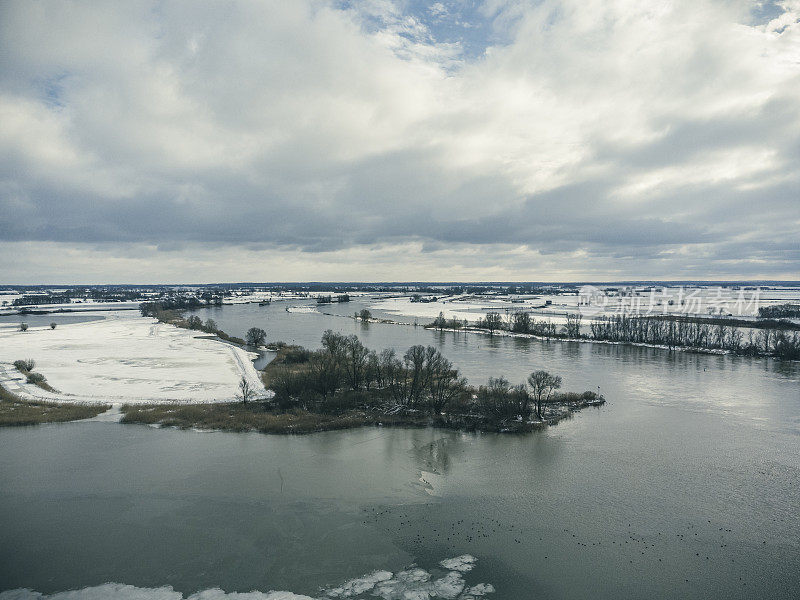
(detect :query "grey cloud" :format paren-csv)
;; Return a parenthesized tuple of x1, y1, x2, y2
(0, 0, 798, 281)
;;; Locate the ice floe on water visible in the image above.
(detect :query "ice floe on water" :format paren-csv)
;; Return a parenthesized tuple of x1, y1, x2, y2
(285, 306, 318, 314)
(438, 556, 476, 573)
(322, 570, 393, 597)
(0, 585, 313, 599)
(0, 556, 493, 600)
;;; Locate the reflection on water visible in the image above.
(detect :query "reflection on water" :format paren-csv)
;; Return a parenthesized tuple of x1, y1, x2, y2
(413, 437, 453, 476)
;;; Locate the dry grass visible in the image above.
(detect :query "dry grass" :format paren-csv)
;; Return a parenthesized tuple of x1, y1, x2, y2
(118, 396, 604, 435)
(119, 401, 429, 434)
(260, 345, 310, 389)
(0, 384, 109, 426)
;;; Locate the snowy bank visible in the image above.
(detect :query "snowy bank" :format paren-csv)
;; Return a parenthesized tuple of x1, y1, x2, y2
(0, 315, 267, 405)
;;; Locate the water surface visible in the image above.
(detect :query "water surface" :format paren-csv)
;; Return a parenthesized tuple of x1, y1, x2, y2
(1, 303, 798, 599)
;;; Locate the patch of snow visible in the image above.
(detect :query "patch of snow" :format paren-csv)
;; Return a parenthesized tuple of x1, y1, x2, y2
(0, 315, 268, 404)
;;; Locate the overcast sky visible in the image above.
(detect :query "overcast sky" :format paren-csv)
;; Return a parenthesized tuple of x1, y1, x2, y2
(1, 0, 798, 284)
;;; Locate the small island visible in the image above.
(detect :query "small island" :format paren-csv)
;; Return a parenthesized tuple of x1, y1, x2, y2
(121, 330, 604, 434)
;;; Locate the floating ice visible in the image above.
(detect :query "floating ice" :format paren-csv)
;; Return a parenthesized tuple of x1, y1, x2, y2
(438, 555, 476, 573)
(323, 571, 393, 597)
(461, 584, 495, 598)
(0, 557, 494, 600)
(285, 306, 318, 314)
(0, 586, 313, 600)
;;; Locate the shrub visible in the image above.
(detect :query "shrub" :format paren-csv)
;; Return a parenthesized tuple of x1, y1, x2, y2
(476, 377, 529, 420)
(26, 372, 46, 384)
(14, 359, 35, 372)
(19, 323, 28, 332)
(282, 347, 311, 364)
(50, 322, 57, 329)
(271, 369, 312, 403)
(551, 391, 598, 403)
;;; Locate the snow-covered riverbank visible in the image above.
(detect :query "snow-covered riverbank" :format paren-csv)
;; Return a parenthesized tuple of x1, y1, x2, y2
(0, 315, 267, 404)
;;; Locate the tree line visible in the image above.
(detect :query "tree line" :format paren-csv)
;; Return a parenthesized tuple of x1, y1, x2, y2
(454, 310, 800, 360)
(758, 303, 800, 319)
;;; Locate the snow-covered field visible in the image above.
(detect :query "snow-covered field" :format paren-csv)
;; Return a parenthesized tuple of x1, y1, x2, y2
(371, 296, 510, 324)
(370, 286, 800, 326)
(0, 315, 267, 404)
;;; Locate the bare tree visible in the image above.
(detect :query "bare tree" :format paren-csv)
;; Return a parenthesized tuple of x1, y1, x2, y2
(237, 376, 254, 403)
(425, 349, 466, 414)
(482, 312, 503, 335)
(511, 311, 532, 333)
(403, 345, 429, 407)
(343, 334, 369, 390)
(564, 313, 582, 338)
(527, 370, 562, 420)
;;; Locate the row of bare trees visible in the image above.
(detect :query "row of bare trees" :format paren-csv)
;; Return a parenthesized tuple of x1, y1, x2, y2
(589, 315, 800, 358)
(476, 311, 575, 338)
(469, 310, 799, 360)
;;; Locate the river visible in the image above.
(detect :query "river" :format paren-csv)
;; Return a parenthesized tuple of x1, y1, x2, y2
(0, 300, 798, 599)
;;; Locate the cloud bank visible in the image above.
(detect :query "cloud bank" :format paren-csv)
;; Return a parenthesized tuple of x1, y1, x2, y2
(1, 0, 798, 282)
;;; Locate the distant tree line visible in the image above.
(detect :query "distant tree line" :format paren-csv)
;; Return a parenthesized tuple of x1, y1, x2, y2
(139, 301, 246, 346)
(12, 294, 71, 306)
(459, 310, 800, 360)
(139, 298, 206, 315)
(758, 303, 800, 319)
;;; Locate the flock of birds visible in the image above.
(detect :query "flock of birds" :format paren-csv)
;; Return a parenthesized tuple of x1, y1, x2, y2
(359, 505, 776, 592)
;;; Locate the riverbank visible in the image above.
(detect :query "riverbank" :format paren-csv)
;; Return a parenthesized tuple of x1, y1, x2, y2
(119, 395, 603, 434)
(0, 383, 108, 426)
(423, 323, 800, 360)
